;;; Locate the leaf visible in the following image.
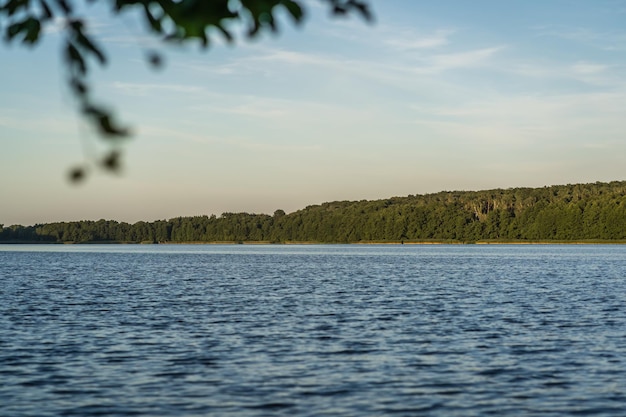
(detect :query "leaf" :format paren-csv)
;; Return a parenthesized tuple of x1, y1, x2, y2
(65, 41, 86, 75)
(6, 21, 26, 41)
(146, 51, 163, 69)
(55, 0, 72, 14)
(82, 105, 130, 137)
(216, 25, 233, 43)
(5, 17, 43, 46)
(72, 21, 106, 65)
(82, 105, 106, 119)
(23, 18, 41, 44)
(143, 6, 163, 33)
(70, 77, 88, 96)
(3, 0, 28, 16)
(347, 0, 373, 22)
(101, 150, 121, 171)
(281, 1, 304, 23)
(332, 5, 347, 16)
(99, 115, 127, 137)
(69, 166, 86, 182)
(39, 0, 54, 21)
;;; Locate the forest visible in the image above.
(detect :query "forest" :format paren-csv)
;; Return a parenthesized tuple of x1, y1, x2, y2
(2, 181, 626, 244)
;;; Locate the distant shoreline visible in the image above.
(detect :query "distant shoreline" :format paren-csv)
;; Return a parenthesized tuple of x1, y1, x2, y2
(4, 181, 626, 244)
(3, 240, 626, 245)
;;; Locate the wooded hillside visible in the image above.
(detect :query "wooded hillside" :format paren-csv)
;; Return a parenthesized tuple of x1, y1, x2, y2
(2, 181, 626, 243)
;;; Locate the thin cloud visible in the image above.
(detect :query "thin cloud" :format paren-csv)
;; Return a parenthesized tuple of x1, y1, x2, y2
(230, 140, 323, 153)
(506, 59, 623, 87)
(572, 61, 608, 74)
(386, 46, 506, 77)
(197, 103, 288, 119)
(250, 48, 344, 67)
(171, 59, 252, 76)
(136, 119, 324, 153)
(427, 47, 503, 71)
(0, 115, 77, 137)
(385, 29, 455, 50)
(209, 42, 505, 88)
(112, 82, 205, 96)
(188, 93, 376, 125)
(533, 25, 626, 51)
(408, 90, 626, 148)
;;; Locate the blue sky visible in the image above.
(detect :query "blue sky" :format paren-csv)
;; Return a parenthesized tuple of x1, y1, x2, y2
(2, 0, 626, 226)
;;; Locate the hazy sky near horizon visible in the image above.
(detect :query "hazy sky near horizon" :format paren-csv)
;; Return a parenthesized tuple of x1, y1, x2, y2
(2, 0, 626, 226)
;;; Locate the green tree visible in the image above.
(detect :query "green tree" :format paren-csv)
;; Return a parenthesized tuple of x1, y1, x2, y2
(5, 180, 626, 243)
(1, 0, 372, 181)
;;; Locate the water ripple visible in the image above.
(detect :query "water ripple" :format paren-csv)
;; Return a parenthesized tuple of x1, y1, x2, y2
(1, 244, 626, 416)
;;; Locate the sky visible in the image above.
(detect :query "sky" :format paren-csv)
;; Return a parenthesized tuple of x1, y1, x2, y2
(2, 0, 626, 226)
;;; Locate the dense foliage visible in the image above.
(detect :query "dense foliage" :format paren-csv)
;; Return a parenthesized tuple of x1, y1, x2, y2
(2, 181, 626, 243)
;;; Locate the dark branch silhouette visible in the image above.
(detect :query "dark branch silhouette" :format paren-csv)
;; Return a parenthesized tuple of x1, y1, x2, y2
(1, 0, 372, 181)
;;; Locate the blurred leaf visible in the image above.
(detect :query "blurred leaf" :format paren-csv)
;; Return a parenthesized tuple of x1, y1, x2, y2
(74, 26, 106, 64)
(23, 17, 41, 44)
(5, 17, 42, 45)
(70, 77, 88, 96)
(143, 5, 162, 33)
(69, 166, 86, 182)
(327, 0, 373, 22)
(332, 5, 347, 16)
(55, 0, 72, 14)
(82, 104, 106, 119)
(6, 21, 25, 41)
(3, 0, 29, 16)
(83, 105, 130, 137)
(65, 41, 86, 75)
(216, 25, 233, 43)
(102, 150, 121, 171)
(39, 0, 53, 20)
(282, 1, 304, 23)
(98, 114, 129, 137)
(349, 0, 373, 21)
(146, 50, 163, 69)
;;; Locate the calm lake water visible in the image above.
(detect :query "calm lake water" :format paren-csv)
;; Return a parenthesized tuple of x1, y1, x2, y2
(1, 244, 625, 416)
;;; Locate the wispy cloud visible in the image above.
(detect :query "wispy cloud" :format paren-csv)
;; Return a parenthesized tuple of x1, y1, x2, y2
(533, 25, 626, 51)
(112, 82, 205, 96)
(227, 140, 323, 153)
(187, 93, 375, 125)
(197, 103, 288, 119)
(204, 41, 505, 87)
(421, 46, 503, 72)
(572, 61, 608, 75)
(384, 29, 455, 50)
(135, 115, 324, 154)
(0, 106, 76, 134)
(506, 59, 624, 88)
(251, 48, 342, 67)
(408, 89, 626, 147)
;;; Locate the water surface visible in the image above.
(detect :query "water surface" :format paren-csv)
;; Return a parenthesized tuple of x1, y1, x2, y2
(1, 244, 625, 416)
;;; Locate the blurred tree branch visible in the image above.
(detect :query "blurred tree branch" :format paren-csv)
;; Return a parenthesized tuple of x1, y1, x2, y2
(1, 0, 372, 181)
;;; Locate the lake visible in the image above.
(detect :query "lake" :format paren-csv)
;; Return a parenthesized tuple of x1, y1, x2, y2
(1, 244, 625, 416)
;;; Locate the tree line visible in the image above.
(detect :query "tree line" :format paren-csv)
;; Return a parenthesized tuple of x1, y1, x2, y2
(2, 181, 626, 243)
